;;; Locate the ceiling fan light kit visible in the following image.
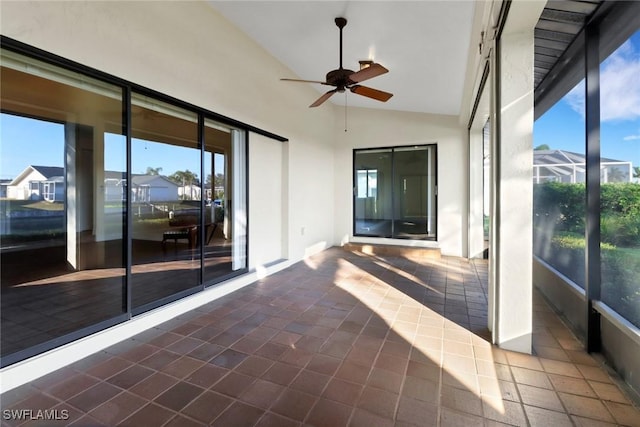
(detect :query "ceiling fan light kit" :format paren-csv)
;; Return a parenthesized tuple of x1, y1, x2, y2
(281, 17, 393, 108)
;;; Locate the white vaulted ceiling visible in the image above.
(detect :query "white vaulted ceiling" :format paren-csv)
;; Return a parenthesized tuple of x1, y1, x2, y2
(209, 1, 476, 115)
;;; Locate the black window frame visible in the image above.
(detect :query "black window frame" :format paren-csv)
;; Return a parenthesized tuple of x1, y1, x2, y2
(352, 144, 438, 242)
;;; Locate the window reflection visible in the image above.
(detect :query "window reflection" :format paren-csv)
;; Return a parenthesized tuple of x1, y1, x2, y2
(0, 51, 126, 359)
(203, 120, 246, 283)
(130, 94, 201, 310)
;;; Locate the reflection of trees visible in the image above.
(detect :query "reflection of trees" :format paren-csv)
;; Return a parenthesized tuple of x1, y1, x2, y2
(206, 173, 225, 199)
(145, 166, 163, 175)
(169, 170, 199, 200)
(206, 173, 225, 187)
(605, 167, 627, 182)
(168, 170, 198, 186)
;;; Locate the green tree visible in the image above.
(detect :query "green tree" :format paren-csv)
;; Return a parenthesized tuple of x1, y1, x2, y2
(206, 173, 225, 187)
(168, 169, 199, 200)
(605, 167, 627, 183)
(534, 144, 550, 151)
(145, 166, 163, 175)
(633, 166, 640, 179)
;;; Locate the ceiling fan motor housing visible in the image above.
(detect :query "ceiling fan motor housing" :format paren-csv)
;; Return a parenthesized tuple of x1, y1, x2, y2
(326, 69, 355, 90)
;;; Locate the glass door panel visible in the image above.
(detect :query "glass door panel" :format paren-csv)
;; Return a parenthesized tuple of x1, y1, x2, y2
(354, 149, 393, 237)
(393, 146, 433, 239)
(130, 94, 201, 310)
(1, 50, 126, 359)
(203, 119, 247, 284)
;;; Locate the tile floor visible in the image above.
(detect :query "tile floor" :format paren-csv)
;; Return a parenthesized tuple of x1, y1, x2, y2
(1, 247, 639, 426)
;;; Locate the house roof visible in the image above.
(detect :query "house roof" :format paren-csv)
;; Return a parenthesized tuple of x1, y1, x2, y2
(9, 165, 64, 185)
(131, 174, 178, 187)
(534, 149, 628, 166)
(31, 166, 64, 179)
(105, 171, 126, 180)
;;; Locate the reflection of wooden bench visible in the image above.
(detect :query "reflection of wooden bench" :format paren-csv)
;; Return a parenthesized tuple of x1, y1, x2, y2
(162, 226, 197, 250)
(162, 215, 198, 251)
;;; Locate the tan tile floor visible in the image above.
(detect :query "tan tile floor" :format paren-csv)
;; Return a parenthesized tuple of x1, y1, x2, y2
(1, 247, 639, 426)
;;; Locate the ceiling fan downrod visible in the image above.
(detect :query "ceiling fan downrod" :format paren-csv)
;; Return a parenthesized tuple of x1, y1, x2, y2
(335, 17, 347, 70)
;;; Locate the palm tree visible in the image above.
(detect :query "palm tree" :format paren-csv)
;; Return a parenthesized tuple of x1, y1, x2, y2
(145, 166, 163, 175)
(633, 166, 640, 179)
(169, 170, 199, 200)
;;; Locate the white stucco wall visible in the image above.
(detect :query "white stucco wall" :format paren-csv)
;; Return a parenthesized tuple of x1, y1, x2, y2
(249, 133, 284, 268)
(333, 107, 467, 257)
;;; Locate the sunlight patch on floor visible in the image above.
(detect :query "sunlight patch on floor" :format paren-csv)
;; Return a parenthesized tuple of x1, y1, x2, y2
(334, 256, 506, 414)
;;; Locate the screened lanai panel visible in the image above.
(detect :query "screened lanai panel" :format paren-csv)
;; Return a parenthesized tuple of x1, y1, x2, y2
(599, 29, 640, 328)
(533, 72, 586, 288)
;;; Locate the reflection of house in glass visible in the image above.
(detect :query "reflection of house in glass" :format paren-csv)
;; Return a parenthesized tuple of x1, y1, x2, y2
(103, 172, 180, 202)
(129, 175, 179, 203)
(8, 167, 181, 203)
(533, 149, 632, 183)
(6, 165, 64, 201)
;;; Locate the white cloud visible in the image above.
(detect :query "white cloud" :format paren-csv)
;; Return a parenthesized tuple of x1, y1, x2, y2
(623, 134, 640, 141)
(565, 80, 585, 115)
(563, 39, 640, 122)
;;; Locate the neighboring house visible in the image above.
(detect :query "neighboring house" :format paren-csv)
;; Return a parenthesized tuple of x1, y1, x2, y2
(103, 171, 127, 202)
(0, 179, 11, 198)
(533, 149, 633, 184)
(130, 174, 179, 203)
(7, 165, 65, 202)
(178, 184, 201, 200)
(7, 167, 180, 203)
(103, 172, 180, 203)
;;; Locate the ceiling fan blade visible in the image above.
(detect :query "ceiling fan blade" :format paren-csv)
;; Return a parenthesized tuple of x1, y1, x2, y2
(310, 89, 338, 107)
(281, 78, 329, 85)
(348, 63, 389, 83)
(350, 85, 393, 102)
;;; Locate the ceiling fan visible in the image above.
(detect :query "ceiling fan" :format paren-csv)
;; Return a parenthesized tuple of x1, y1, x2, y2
(281, 17, 393, 108)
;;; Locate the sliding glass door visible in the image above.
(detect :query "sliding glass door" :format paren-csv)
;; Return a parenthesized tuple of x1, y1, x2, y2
(1, 46, 251, 365)
(354, 145, 437, 240)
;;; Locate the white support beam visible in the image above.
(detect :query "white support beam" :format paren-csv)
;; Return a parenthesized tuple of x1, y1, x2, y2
(489, 0, 544, 354)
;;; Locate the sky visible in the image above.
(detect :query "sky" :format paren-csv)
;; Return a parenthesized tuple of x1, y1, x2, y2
(0, 115, 225, 181)
(534, 30, 640, 167)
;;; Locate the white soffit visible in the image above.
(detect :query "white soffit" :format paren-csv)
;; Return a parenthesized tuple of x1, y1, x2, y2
(209, 1, 475, 115)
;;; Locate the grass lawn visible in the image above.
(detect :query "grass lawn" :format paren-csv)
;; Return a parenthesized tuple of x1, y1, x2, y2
(1, 199, 64, 212)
